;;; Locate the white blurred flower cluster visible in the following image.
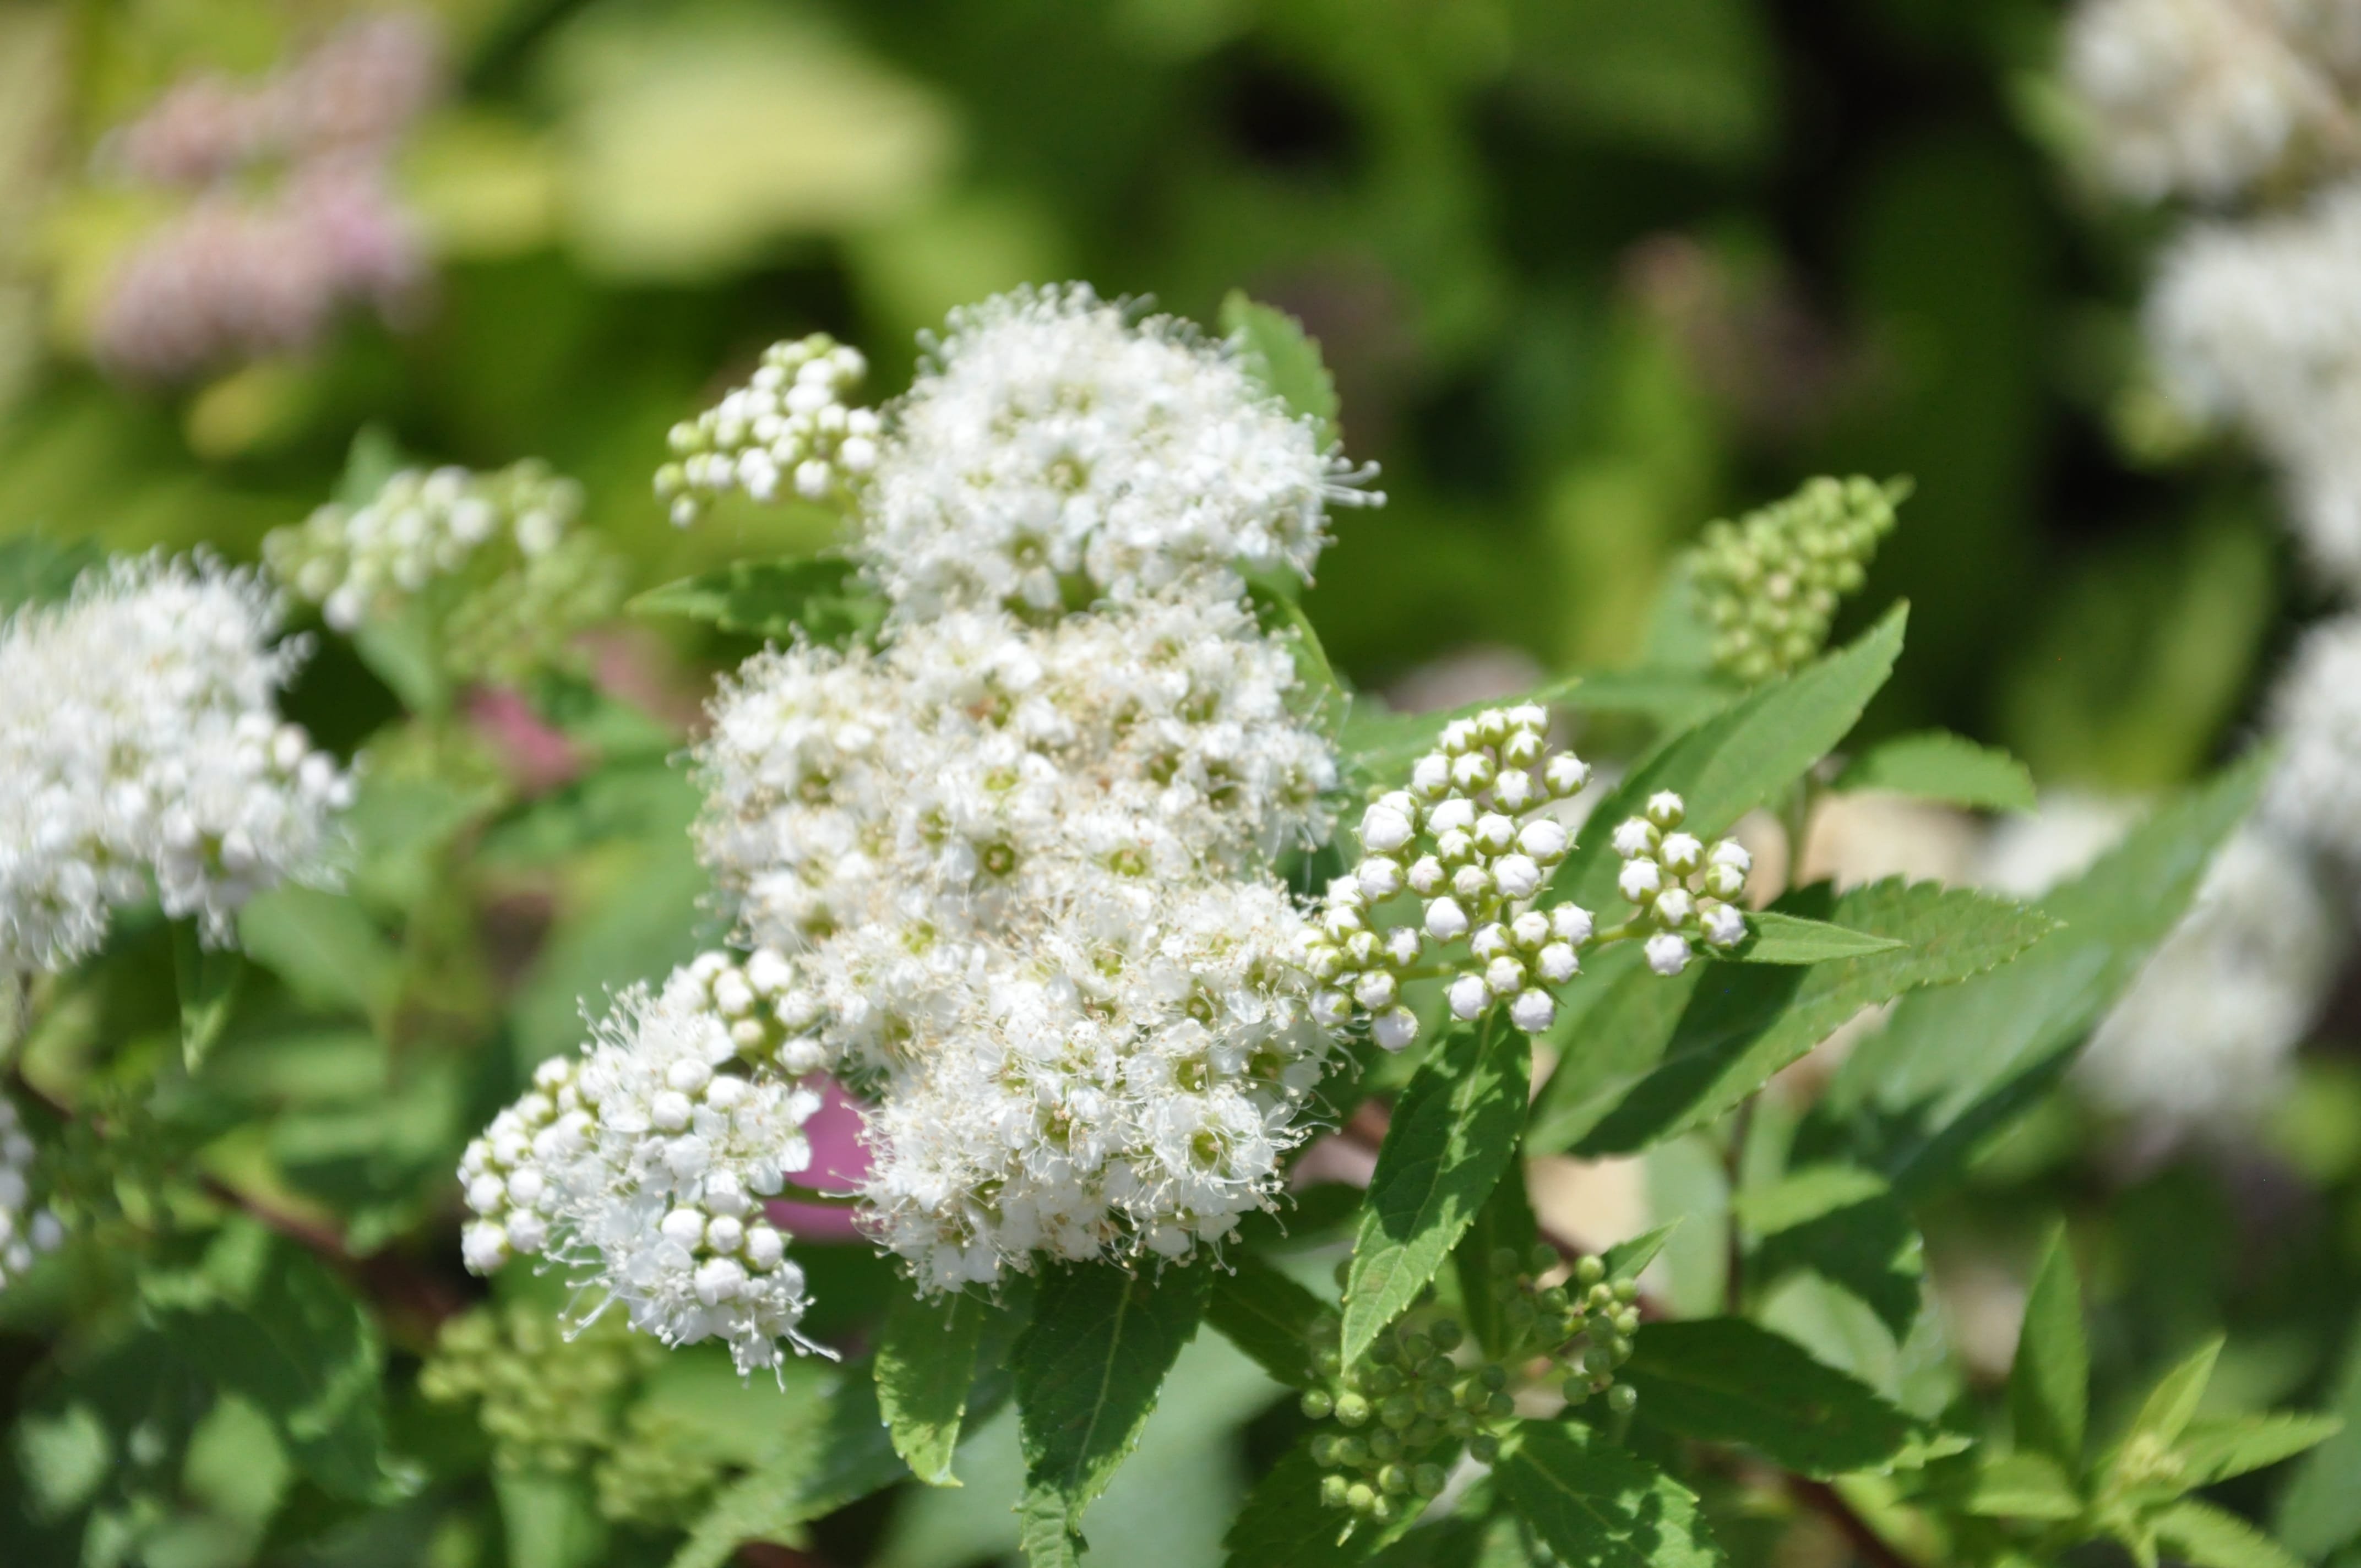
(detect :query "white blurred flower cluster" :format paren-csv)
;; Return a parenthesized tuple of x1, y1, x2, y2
(2063, 0, 2360, 205)
(0, 1097, 64, 1292)
(655, 335, 879, 525)
(0, 554, 351, 972)
(90, 13, 440, 382)
(687, 285, 1365, 1291)
(268, 460, 586, 633)
(459, 952, 823, 1375)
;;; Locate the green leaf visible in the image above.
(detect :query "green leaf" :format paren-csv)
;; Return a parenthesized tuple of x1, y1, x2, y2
(1243, 567, 1346, 707)
(1564, 667, 1740, 731)
(1961, 1451, 2083, 1520)
(2119, 1336, 2222, 1456)
(238, 888, 402, 1021)
(139, 1223, 396, 1502)
(1732, 1166, 1890, 1234)
(1834, 730, 2037, 812)
(335, 423, 410, 509)
(1727, 913, 1905, 965)
(1549, 605, 1907, 914)
(1601, 1222, 1680, 1283)
(0, 533, 102, 616)
(170, 918, 244, 1072)
(1751, 1184, 1925, 1341)
(1207, 1255, 1331, 1390)
(2276, 1322, 2361, 1556)
(1818, 754, 2270, 1194)
(2008, 1228, 2088, 1477)
(1496, 1420, 1726, 1568)
(2155, 1499, 2308, 1568)
(877, 1289, 989, 1486)
(1529, 879, 2053, 1157)
(1455, 1170, 1539, 1360)
(1222, 291, 1339, 442)
(1618, 1319, 1920, 1476)
(2175, 1413, 2344, 1487)
(628, 555, 888, 645)
(1015, 1260, 1212, 1527)
(1338, 671, 1737, 794)
(1020, 1490, 1087, 1568)
(1342, 1017, 1531, 1365)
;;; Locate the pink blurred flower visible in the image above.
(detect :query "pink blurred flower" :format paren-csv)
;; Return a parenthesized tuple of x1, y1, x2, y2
(768, 1078, 871, 1241)
(467, 687, 581, 795)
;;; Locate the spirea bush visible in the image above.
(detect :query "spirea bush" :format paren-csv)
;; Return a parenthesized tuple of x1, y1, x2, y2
(0, 285, 2343, 1568)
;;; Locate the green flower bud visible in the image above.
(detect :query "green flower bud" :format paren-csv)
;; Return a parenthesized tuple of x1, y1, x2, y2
(1321, 1473, 1351, 1509)
(1378, 1463, 1409, 1495)
(1347, 1482, 1377, 1513)
(1301, 1389, 1334, 1420)
(1429, 1319, 1465, 1352)
(1470, 1434, 1500, 1465)
(1381, 1393, 1418, 1429)
(1334, 1392, 1371, 1428)
(1608, 1384, 1638, 1415)
(1368, 1428, 1403, 1461)
(1575, 1256, 1605, 1286)
(1525, 1243, 1558, 1275)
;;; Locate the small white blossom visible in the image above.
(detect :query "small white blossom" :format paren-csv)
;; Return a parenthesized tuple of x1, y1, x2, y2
(0, 554, 351, 971)
(0, 1098, 64, 1293)
(656, 335, 877, 526)
(1608, 792, 1752, 959)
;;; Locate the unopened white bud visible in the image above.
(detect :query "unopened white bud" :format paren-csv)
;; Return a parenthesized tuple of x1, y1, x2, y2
(1384, 928, 1422, 967)
(1655, 888, 1695, 928)
(1659, 833, 1704, 876)
(1646, 791, 1685, 828)
(1354, 971, 1400, 1012)
(1407, 856, 1446, 895)
(1361, 804, 1415, 854)
(1474, 814, 1517, 853)
(1471, 923, 1510, 960)
(1428, 798, 1476, 835)
(1544, 754, 1590, 797)
(1448, 974, 1489, 1020)
(1550, 904, 1595, 944)
(1517, 819, 1570, 862)
(1493, 854, 1542, 901)
(1358, 856, 1405, 901)
(1412, 754, 1451, 799)
(1537, 943, 1579, 983)
(1510, 911, 1551, 950)
(1510, 989, 1555, 1034)
(1426, 897, 1471, 943)
(1701, 903, 1747, 948)
(1493, 771, 1535, 811)
(1485, 956, 1526, 997)
(1452, 863, 1493, 900)
(1612, 818, 1657, 858)
(1646, 933, 1692, 977)
(1619, 859, 1663, 902)
(1313, 990, 1352, 1029)
(1373, 1008, 1420, 1052)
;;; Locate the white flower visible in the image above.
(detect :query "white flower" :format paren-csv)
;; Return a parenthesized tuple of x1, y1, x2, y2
(2268, 613, 2361, 858)
(0, 1097, 64, 1292)
(1645, 933, 1693, 977)
(656, 335, 876, 526)
(0, 553, 351, 971)
(1509, 989, 1555, 1034)
(459, 956, 824, 1375)
(861, 284, 1378, 618)
(2062, 0, 2355, 204)
(2150, 186, 2361, 592)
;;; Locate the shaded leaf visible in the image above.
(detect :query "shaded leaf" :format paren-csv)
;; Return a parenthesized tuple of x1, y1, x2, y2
(170, 918, 244, 1072)
(1602, 1222, 1681, 1283)
(1959, 1451, 2082, 1520)
(1343, 1018, 1531, 1365)
(2008, 1228, 2088, 1477)
(1727, 913, 1903, 964)
(877, 1289, 989, 1486)
(238, 888, 401, 1020)
(496, 1472, 607, 1568)
(1497, 1420, 1725, 1568)
(0, 533, 103, 616)
(2274, 1322, 2361, 1556)
(1016, 1260, 1212, 1516)
(1732, 1166, 1890, 1234)
(2175, 1413, 2343, 1487)
(1208, 1255, 1331, 1390)
(1619, 1319, 1919, 1477)
(628, 555, 886, 645)
(1455, 1170, 1540, 1360)
(1834, 730, 2037, 812)
(1753, 1185, 1924, 1341)
(1222, 1440, 1416, 1568)
(1549, 606, 1907, 914)
(2120, 1336, 2222, 1455)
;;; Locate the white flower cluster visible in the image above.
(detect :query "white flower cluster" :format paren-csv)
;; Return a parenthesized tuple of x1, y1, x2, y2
(1308, 705, 1596, 1046)
(266, 460, 586, 633)
(460, 953, 823, 1375)
(0, 1098, 64, 1293)
(1609, 792, 1753, 976)
(2150, 186, 2361, 590)
(862, 284, 1378, 619)
(2062, 0, 2361, 204)
(673, 285, 1366, 1291)
(2268, 613, 2361, 862)
(0, 554, 351, 972)
(655, 335, 879, 526)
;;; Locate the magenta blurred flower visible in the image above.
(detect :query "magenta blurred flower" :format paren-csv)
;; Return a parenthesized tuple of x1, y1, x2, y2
(768, 1077, 871, 1241)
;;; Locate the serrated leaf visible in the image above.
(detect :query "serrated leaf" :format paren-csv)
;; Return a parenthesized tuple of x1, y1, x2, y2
(2175, 1413, 2343, 1487)
(1020, 1489, 1087, 1568)
(1496, 1420, 1726, 1568)
(1733, 1166, 1891, 1234)
(1753, 1186, 1925, 1341)
(628, 555, 886, 645)
(1728, 913, 1905, 964)
(1530, 879, 2054, 1157)
(877, 1289, 989, 1486)
(1221, 1440, 1416, 1568)
(1016, 1260, 1211, 1522)
(1618, 1319, 1920, 1477)
(2008, 1228, 2088, 1477)
(2120, 1336, 2222, 1455)
(1222, 291, 1339, 442)
(170, 918, 244, 1072)
(1960, 1451, 2083, 1520)
(1549, 605, 1907, 914)
(1343, 1017, 1531, 1365)
(0, 533, 103, 616)
(2275, 1324, 2361, 1556)
(1816, 754, 2269, 1194)
(2155, 1500, 2308, 1568)
(1834, 730, 2037, 812)
(1602, 1221, 1680, 1283)
(1455, 1170, 1539, 1360)
(1208, 1255, 1331, 1389)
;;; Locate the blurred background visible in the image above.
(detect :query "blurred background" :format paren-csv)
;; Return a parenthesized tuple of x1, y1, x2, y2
(5, 2, 2358, 1566)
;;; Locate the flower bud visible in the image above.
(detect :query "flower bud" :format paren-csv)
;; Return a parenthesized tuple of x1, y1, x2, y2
(1618, 859, 1663, 902)
(1645, 933, 1691, 977)
(1646, 791, 1685, 828)
(1373, 1008, 1419, 1052)
(1448, 974, 1489, 1020)
(1510, 989, 1555, 1033)
(1493, 853, 1541, 901)
(1658, 832, 1704, 876)
(1425, 897, 1471, 943)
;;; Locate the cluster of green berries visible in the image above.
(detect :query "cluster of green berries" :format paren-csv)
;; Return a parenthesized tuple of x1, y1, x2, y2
(592, 1405, 731, 1528)
(1302, 1311, 1495, 1525)
(1690, 475, 1905, 683)
(1299, 1249, 1645, 1525)
(418, 1302, 659, 1476)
